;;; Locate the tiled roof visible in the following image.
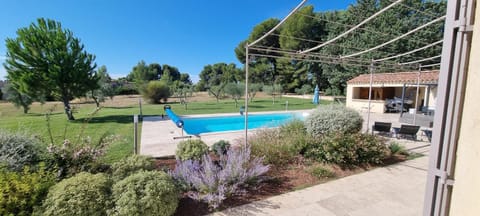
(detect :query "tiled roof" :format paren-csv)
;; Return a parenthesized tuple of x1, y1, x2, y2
(347, 70, 439, 85)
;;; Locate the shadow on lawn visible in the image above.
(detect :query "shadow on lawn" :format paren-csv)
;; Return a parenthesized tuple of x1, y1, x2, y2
(103, 106, 134, 109)
(73, 115, 135, 124)
(26, 112, 64, 117)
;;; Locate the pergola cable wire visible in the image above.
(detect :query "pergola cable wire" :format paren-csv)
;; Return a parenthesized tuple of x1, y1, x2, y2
(249, 53, 417, 72)
(297, 12, 391, 37)
(244, 0, 308, 147)
(399, 55, 442, 65)
(248, 49, 416, 70)
(300, 0, 404, 54)
(298, 11, 443, 41)
(248, 0, 307, 47)
(249, 46, 402, 67)
(392, 0, 440, 18)
(270, 33, 400, 56)
(243, 0, 444, 145)
(420, 62, 441, 68)
(373, 40, 443, 62)
(341, 15, 446, 59)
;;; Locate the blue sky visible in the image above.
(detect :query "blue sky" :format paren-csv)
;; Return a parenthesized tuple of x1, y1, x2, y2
(0, 0, 356, 82)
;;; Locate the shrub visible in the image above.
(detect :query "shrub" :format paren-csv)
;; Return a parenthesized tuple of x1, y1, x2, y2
(143, 81, 171, 104)
(46, 135, 117, 179)
(279, 119, 312, 154)
(42, 172, 111, 216)
(250, 120, 313, 166)
(211, 140, 231, 156)
(110, 171, 178, 216)
(115, 85, 139, 95)
(305, 133, 388, 166)
(176, 139, 209, 161)
(308, 165, 336, 179)
(111, 154, 155, 181)
(0, 130, 43, 171)
(170, 146, 269, 209)
(0, 164, 55, 216)
(388, 142, 408, 156)
(305, 106, 363, 137)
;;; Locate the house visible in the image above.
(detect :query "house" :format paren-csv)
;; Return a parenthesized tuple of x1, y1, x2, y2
(345, 70, 439, 113)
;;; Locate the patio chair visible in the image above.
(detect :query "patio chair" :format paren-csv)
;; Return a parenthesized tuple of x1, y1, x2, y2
(394, 124, 420, 140)
(422, 129, 433, 142)
(371, 121, 392, 136)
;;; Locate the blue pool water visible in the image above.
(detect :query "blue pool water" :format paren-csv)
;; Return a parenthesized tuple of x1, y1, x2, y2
(182, 113, 303, 135)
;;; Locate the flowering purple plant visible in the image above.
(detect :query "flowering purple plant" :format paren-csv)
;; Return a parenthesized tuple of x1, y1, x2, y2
(170, 145, 269, 209)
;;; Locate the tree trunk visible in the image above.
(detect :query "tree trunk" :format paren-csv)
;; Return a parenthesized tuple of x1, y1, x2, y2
(63, 99, 75, 120)
(22, 105, 28, 114)
(91, 91, 100, 108)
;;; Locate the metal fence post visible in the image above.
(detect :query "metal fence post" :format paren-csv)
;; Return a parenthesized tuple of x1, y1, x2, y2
(133, 114, 138, 154)
(138, 98, 143, 120)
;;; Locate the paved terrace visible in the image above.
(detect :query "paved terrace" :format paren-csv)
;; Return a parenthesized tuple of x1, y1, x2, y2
(214, 149, 429, 216)
(140, 109, 431, 158)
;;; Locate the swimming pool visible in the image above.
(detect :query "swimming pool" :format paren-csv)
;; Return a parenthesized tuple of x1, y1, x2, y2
(182, 112, 303, 135)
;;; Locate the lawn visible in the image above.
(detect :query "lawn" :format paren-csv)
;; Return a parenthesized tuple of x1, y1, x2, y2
(0, 94, 326, 163)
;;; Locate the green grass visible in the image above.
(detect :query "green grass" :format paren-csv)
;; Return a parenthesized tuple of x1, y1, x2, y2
(0, 96, 325, 163)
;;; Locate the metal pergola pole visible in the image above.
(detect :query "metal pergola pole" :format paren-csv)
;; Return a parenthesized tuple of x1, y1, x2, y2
(414, 64, 421, 125)
(244, 46, 249, 147)
(366, 61, 374, 133)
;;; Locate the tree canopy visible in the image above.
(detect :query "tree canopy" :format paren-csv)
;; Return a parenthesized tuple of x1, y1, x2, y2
(126, 61, 191, 91)
(4, 18, 98, 120)
(197, 63, 243, 91)
(236, 0, 446, 94)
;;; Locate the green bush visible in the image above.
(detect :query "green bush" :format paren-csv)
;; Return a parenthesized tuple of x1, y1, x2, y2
(0, 130, 43, 171)
(46, 136, 114, 179)
(211, 140, 231, 155)
(143, 81, 171, 104)
(115, 85, 139, 95)
(42, 172, 111, 216)
(308, 165, 336, 179)
(176, 139, 208, 161)
(250, 120, 314, 166)
(111, 154, 155, 181)
(305, 106, 363, 137)
(388, 142, 408, 156)
(110, 171, 178, 216)
(305, 133, 387, 166)
(0, 164, 55, 216)
(279, 119, 311, 154)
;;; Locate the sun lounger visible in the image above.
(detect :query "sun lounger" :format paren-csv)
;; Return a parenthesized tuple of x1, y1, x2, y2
(393, 124, 420, 140)
(371, 122, 392, 136)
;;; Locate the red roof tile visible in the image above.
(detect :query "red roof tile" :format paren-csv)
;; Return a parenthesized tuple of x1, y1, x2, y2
(347, 70, 439, 85)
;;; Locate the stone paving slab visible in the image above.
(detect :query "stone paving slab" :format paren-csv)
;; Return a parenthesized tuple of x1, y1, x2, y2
(212, 154, 429, 216)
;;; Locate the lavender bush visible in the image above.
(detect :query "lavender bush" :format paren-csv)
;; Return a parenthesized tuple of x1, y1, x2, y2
(170, 146, 269, 209)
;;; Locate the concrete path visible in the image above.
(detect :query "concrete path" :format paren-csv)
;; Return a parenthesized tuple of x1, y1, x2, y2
(213, 149, 429, 216)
